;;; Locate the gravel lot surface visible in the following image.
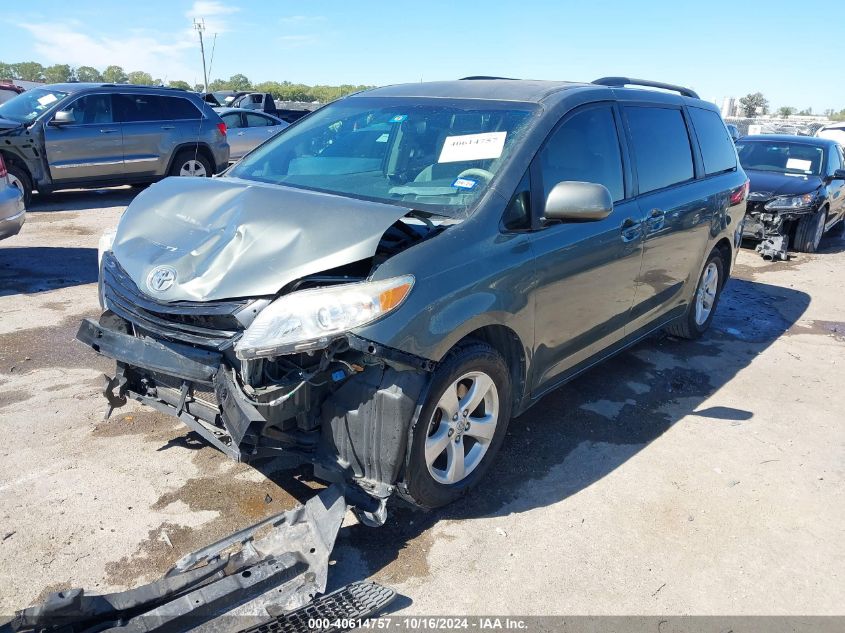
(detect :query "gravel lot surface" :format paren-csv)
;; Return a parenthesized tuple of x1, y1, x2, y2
(0, 187, 842, 616)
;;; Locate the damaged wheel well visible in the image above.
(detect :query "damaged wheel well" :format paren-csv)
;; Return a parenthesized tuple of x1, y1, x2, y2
(457, 325, 526, 415)
(714, 237, 733, 277)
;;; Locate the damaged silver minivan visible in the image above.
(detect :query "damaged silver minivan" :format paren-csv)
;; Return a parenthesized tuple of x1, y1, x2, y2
(78, 77, 748, 522)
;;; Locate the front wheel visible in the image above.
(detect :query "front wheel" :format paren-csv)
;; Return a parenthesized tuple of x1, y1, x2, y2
(398, 341, 512, 509)
(793, 207, 827, 253)
(666, 249, 725, 340)
(6, 163, 32, 208)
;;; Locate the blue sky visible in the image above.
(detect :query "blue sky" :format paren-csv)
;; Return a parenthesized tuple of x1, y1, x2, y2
(4, 0, 844, 112)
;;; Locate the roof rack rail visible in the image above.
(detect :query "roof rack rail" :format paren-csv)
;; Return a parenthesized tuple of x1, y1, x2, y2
(592, 77, 699, 99)
(460, 76, 517, 81)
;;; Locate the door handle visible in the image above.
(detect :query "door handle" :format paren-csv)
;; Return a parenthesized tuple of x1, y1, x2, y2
(647, 208, 666, 231)
(237, 131, 246, 136)
(160, 125, 175, 130)
(99, 129, 118, 134)
(621, 217, 642, 243)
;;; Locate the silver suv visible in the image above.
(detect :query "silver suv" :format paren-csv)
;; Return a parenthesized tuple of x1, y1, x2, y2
(0, 83, 230, 206)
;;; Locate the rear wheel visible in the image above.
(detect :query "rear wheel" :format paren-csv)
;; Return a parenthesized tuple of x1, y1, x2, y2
(399, 341, 511, 509)
(793, 207, 827, 253)
(6, 163, 32, 208)
(169, 150, 212, 178)
(666, 249, 725, 340)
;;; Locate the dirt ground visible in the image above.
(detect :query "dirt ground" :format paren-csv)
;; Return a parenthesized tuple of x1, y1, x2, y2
(0, 187, 842, 617)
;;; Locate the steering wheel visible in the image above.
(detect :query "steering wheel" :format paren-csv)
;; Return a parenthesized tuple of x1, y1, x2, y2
(456, 168, 494, 183)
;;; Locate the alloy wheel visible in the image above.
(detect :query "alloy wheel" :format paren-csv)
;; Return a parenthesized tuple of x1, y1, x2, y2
(694, 261, 719, 326)
(179, 159, 207, 177)
(425, 371, 499, 485)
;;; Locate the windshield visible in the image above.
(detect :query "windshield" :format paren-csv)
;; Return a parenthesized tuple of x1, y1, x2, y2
(227, 97, 537, 217)
(0, 88, 69, 123)
(213, 91, 237, 106)
(736, 140, 825, 176)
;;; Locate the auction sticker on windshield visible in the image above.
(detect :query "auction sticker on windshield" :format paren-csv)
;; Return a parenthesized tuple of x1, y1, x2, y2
(439, 131, 507, 163)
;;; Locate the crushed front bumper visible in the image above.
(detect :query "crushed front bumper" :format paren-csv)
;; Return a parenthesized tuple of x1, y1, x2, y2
(76, 316, 429, 513)
(742, 202, 820, 260)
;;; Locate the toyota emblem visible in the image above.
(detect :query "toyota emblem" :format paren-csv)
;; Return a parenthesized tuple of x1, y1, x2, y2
(147, 266, 177, 293)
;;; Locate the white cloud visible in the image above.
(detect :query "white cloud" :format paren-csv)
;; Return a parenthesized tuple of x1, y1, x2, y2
(279, 15, 326, 24)
(186, 0, 240, 35)
(18, 20, 199, 82)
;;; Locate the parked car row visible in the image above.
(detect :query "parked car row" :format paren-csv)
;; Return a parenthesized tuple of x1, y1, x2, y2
(77, 76, 749, 519)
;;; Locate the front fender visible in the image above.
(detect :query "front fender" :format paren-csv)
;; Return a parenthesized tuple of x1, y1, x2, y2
(353, 223, 536, 363)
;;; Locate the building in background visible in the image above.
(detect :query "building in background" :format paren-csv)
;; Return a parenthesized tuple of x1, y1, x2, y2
(721, 97, 739, 118)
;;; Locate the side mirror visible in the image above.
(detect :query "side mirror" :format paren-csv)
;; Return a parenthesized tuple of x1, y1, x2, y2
(832, 169, 845, 181)
(50, 110, 75, 126)
(544, 181, 613, 221)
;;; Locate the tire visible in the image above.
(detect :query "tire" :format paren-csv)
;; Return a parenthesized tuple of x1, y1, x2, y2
(6, 162, 32, 208)
(792, 207, 827, 253)
(398, 341, 512, 509)
(666, 249, 725, 340)
(169, 150, 212, 178)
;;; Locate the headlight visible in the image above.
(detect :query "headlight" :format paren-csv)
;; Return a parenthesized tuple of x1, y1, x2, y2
(235, 275, 414, 359)
(97, 228, 117, 267)
(764, 192, 817, 211)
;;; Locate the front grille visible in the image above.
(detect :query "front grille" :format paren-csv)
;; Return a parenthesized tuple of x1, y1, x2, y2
(149, 370, 219, 408)
(102, 251, 251, 350)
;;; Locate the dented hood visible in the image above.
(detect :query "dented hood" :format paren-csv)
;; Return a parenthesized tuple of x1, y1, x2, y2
(112, 176, 411, 302)
(746, 169, 822, 199)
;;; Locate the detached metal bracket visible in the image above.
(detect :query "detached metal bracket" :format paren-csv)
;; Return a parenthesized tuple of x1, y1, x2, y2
(7, 485, 395, 633)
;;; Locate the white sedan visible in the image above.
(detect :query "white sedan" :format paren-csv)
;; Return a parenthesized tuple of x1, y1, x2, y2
(215, 107, 289, 161)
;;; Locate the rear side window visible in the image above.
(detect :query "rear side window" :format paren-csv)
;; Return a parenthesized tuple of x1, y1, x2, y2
(245, 113, 274, 127)
(221, 112, 243, 128)
(538, 106, 625, 203)
(625, 106, 694, 193)
(116, 94, 165, 122)
(689, 107, 736, 175)
(164, 96, 202, 120)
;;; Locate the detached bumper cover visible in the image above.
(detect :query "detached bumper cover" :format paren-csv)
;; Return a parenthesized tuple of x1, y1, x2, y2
(9, 486, 396, 633)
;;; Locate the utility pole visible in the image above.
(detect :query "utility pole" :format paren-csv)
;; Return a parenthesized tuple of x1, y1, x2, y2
(194, 18, 208, 93)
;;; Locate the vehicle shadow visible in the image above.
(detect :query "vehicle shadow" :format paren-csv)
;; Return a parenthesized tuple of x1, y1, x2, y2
(323, 276, 810, 590)
(27, 186, 138, 213)
(0, 246, 98, 296)
(817, 230, 845, 254)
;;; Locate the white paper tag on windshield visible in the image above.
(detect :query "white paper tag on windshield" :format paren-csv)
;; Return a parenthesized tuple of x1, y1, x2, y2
(37, 93, 58, 106)
(786, 158, 812, 171)
(438, 131, 506, 163)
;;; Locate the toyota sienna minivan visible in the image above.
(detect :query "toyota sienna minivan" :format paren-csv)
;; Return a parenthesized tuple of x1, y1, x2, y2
(78, 76, 748, 524)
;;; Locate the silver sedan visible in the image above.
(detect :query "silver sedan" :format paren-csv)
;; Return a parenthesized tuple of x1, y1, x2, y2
(0, 154, 25, 240)
(215, 108, 289, 161)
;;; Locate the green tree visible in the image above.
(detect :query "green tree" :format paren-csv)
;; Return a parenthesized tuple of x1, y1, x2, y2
(168, 80, 191, 90)
(777, 106, 796, 118)
(797, 107, 813, 116)
(0, 61, 17, 79)
(208, 78, 230, 91)
(102, 65, 127, 83)
(227, 74, 252, 91)
(739, 92, 768, 117)
(44, 64, 74, 83)
(127, 71, 154, 85)
(13, 61, 45, 81)
(76, 65, 102, 82)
